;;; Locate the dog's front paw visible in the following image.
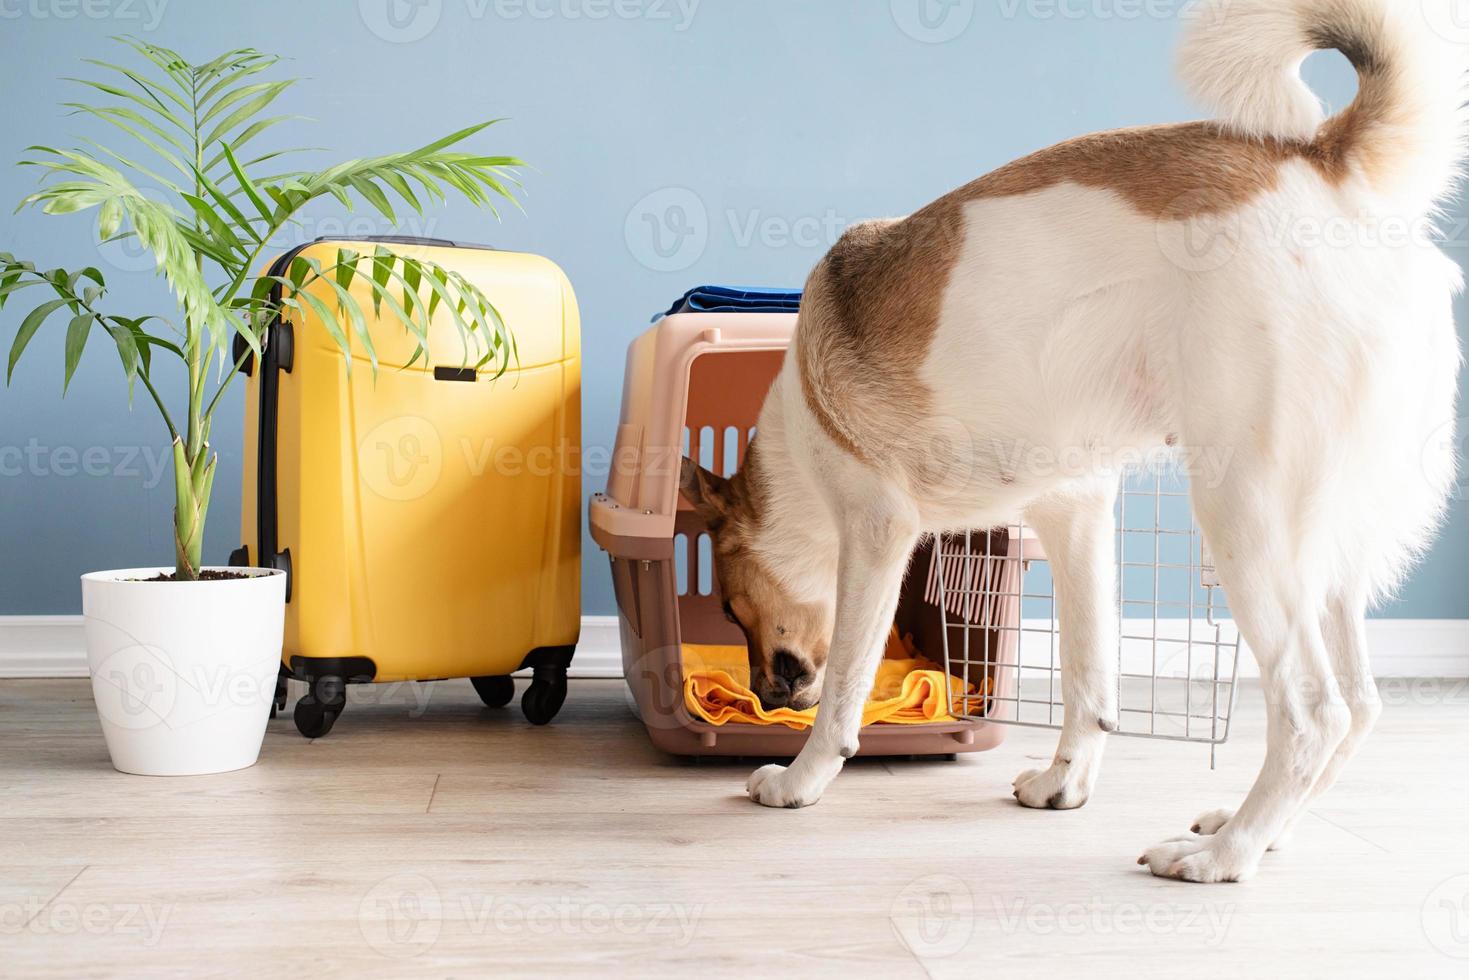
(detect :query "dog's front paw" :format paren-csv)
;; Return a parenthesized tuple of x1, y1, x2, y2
(1012, 761, 1093, 810)
(1191, 807, 1234, 836)
(746, 764, 824, 809)
(1137, 836, 1257, 883)
(1190, 807, 1290, 851)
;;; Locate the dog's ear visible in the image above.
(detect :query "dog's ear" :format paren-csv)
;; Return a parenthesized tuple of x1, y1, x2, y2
(680, 457, 735, 522)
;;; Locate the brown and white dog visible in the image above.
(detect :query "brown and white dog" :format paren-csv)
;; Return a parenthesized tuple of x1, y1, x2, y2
(678, 0, 1464, 882)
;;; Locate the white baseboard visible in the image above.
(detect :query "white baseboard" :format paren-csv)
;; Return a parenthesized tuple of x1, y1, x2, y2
(0, 614, 626, 681)
(0, 616, 89, 678)
(1362, 619, 1469, 678)
(1013, 618, 1469, 679)
(0, 614, 1464, 679)
(560, 616, 622, 678)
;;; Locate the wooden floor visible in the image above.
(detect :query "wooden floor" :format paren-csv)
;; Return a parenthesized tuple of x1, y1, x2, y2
(3, 676, 1467, 978)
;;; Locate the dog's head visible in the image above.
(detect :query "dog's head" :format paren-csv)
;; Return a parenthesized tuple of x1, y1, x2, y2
(680, 456, 832, 711)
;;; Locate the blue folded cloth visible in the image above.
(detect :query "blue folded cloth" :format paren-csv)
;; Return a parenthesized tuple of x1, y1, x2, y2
(657, 285, 802, 320)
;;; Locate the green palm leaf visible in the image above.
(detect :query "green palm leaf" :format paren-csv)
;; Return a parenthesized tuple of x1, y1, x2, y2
(3, 37, 528, 580)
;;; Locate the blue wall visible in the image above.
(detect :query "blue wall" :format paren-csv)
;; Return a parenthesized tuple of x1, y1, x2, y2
(0, 0, 1463, 616)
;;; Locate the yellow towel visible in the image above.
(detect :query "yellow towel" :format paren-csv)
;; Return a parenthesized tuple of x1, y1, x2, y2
(682, 628, 977, 730)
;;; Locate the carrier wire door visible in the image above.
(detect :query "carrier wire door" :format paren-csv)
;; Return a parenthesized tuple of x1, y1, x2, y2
(929, 471, 1244, 767)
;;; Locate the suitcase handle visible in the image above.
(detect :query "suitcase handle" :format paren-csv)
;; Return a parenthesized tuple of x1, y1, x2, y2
(312, 234, 496, 251)
(255, 243, 311, 603)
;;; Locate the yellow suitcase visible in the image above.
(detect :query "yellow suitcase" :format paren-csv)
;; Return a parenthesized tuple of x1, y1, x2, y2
(231, 236, 580, 737)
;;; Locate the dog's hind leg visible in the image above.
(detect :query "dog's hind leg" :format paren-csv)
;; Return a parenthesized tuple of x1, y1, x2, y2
(1302, 589, 1382, 804)
(746, 491, 920, 809)
(1191, 585, 1379, 850)
(1140, 478, 1351, 882)
(1012, 479, 1120, 810)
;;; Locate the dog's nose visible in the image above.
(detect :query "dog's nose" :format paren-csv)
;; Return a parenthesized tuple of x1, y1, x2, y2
(757, 651, 811, 710)
(757, 676, 791, 710)
(773, 650, 810, 687)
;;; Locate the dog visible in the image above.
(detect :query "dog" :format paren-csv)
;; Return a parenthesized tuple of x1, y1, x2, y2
(677, 0, 1464, 883)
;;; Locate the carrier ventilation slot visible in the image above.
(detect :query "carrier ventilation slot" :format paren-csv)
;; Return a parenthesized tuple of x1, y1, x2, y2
(683, 425, 752, 478)
(674, 534, 689, 596)
(696, 534, 712, 595)
(672, 531, 716, 598)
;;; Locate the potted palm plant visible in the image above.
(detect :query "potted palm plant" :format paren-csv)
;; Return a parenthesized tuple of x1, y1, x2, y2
(1, 38, 523, 775)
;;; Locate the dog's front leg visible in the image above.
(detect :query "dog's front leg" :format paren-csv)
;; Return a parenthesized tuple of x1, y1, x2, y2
(1012, 482, 1119, 810)
(746, 499, 919, 809)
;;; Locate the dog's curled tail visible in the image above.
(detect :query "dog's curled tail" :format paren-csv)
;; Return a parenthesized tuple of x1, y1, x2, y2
(1179, 0, 1469, 215)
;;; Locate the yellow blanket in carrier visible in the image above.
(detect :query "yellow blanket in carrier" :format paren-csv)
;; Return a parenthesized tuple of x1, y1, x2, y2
(681, 628, 977, 730)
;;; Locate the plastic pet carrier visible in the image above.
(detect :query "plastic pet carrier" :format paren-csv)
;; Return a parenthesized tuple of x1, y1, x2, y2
(590, 312, 1029, 757)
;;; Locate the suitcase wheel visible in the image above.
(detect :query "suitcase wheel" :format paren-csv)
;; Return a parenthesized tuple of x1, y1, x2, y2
(293, 675, 346, 739)
(294, 698, 343, 738)
(269, 666, 289, 719)
(470, 675, 516, 708)
(521, 667, 568, 726)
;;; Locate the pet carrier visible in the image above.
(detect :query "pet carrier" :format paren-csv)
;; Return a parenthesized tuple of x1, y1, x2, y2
(590, 312, 1027, 757)
(931, 478, 1245, 767)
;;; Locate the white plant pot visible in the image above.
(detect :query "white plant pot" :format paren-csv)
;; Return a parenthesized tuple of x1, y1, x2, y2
(81, 567, 287, 776)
